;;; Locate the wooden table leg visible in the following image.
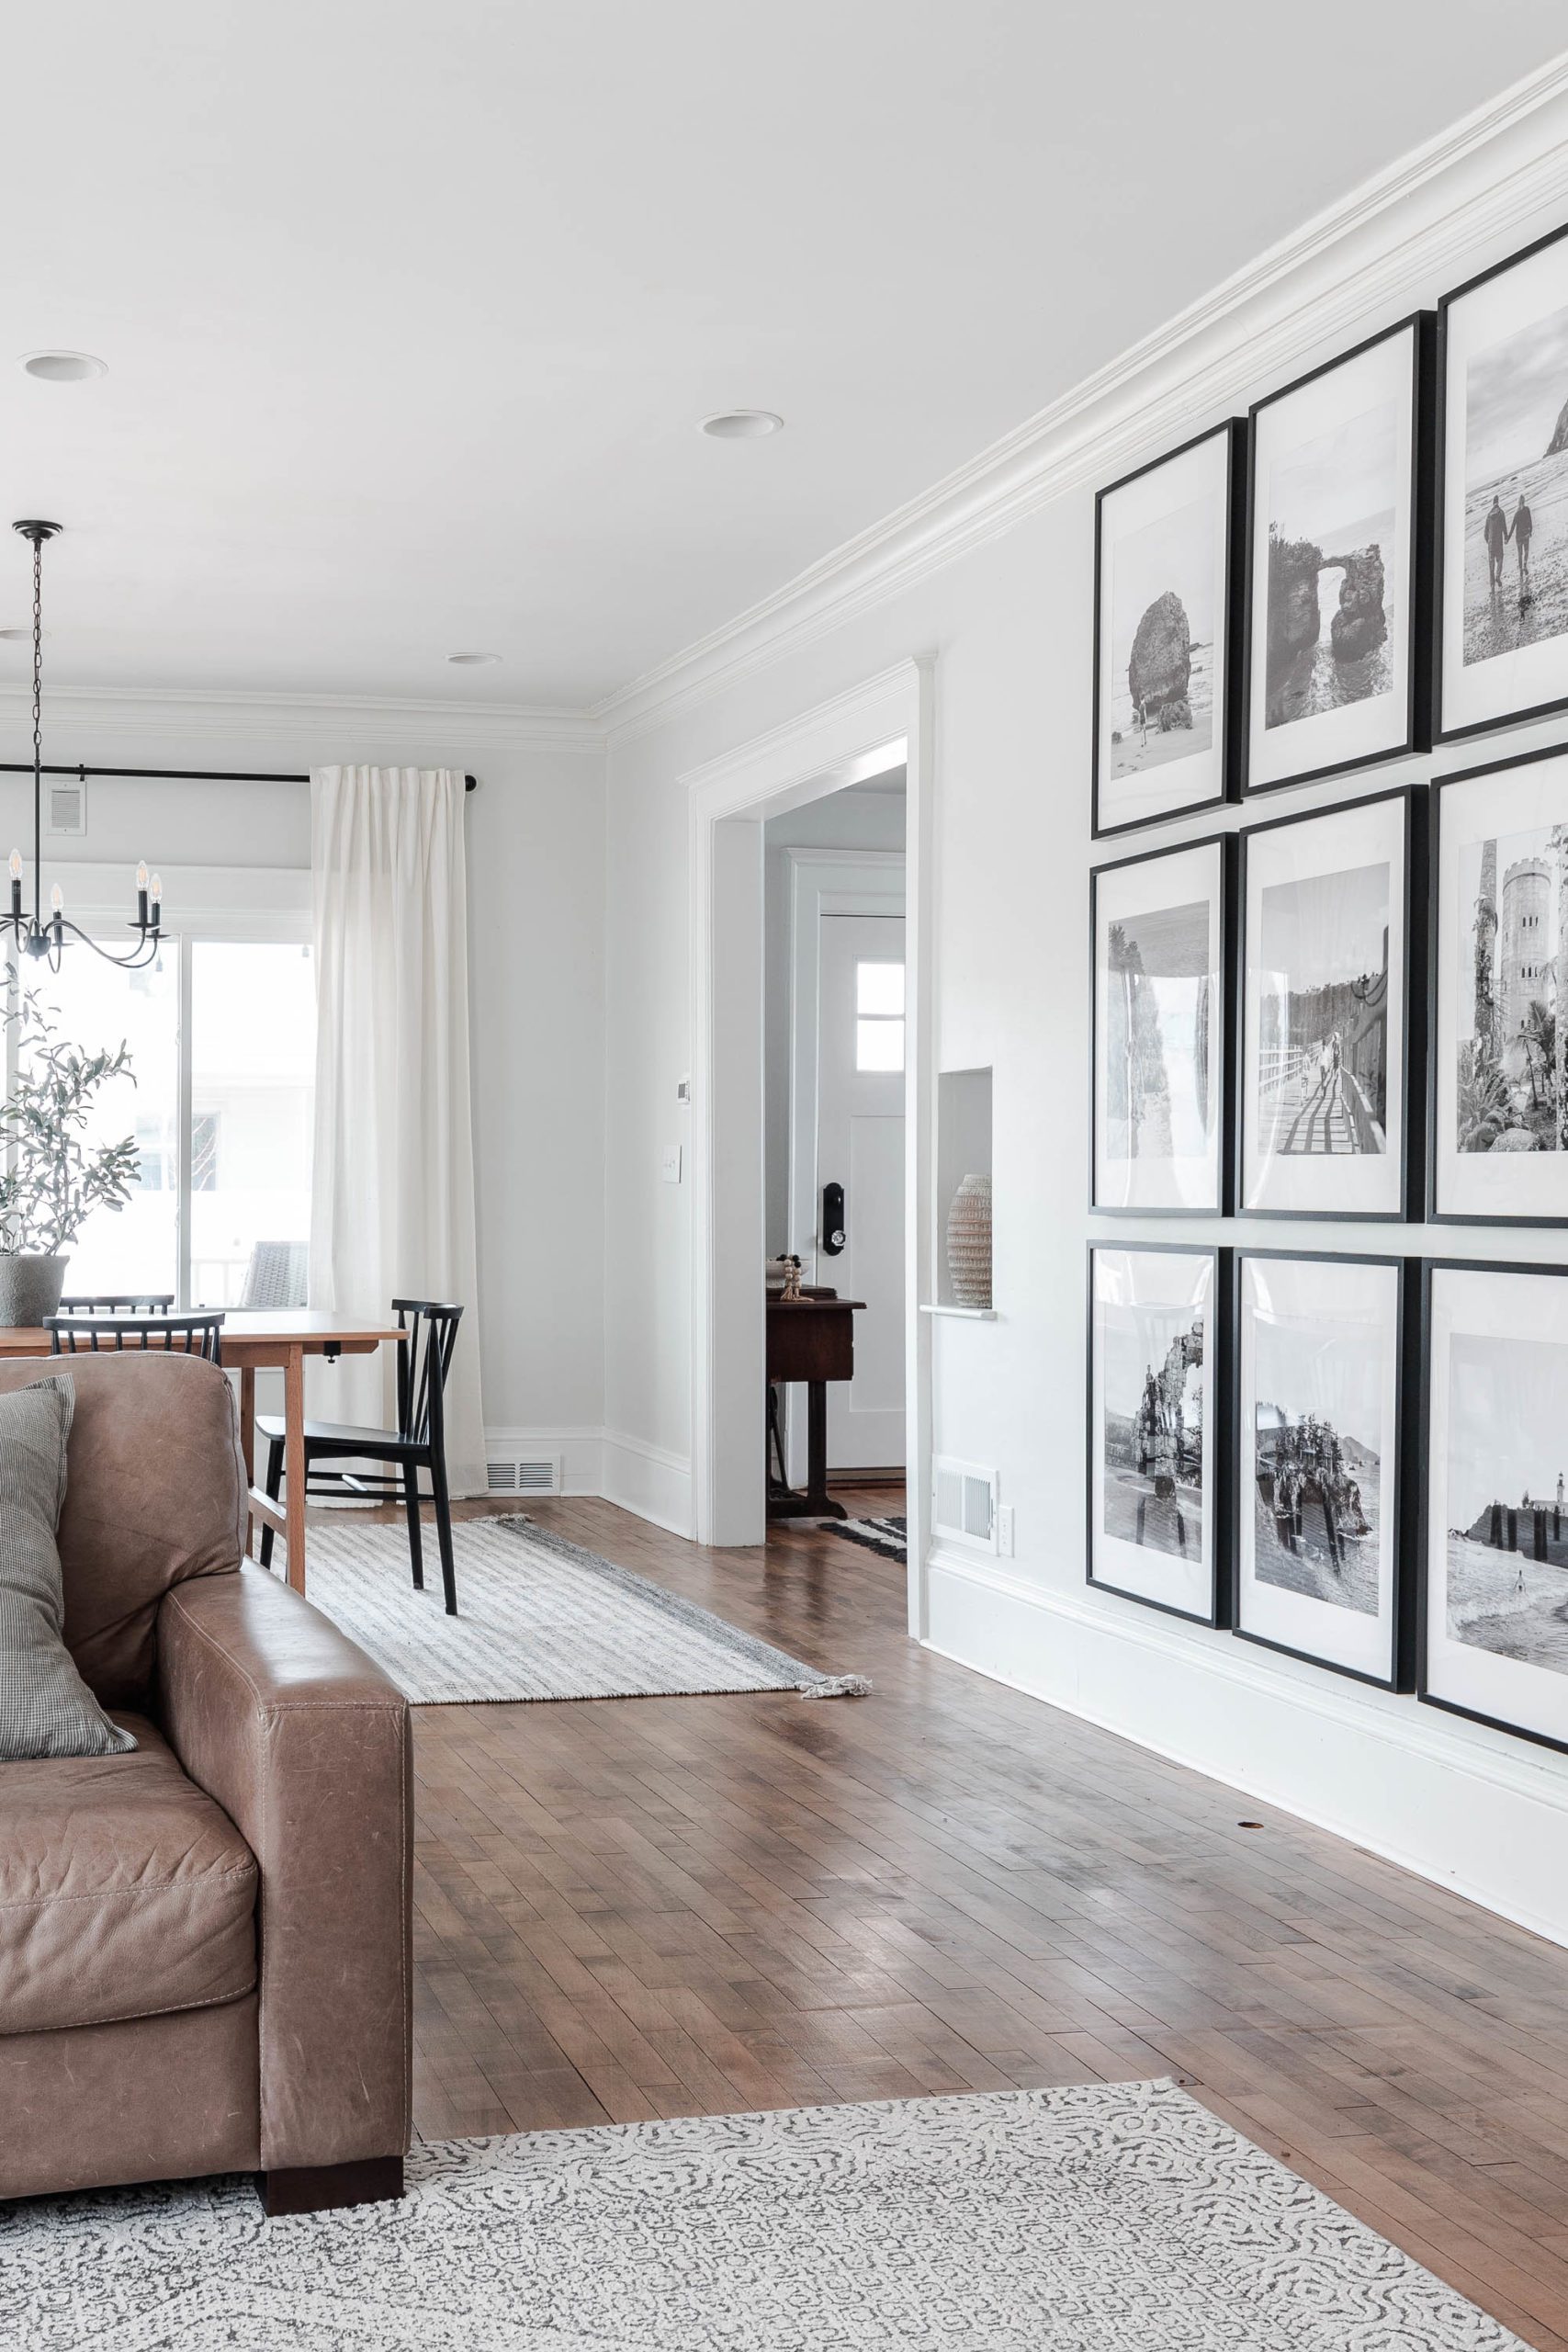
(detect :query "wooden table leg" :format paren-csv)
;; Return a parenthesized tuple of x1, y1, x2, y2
(803, 1380, 846, 1521)
(284, 1343, 308, 1595)
(239, 1365, 256, 1561)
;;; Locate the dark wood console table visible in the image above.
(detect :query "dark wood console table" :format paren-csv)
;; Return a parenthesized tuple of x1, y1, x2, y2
(766, 1295, 864, 1521)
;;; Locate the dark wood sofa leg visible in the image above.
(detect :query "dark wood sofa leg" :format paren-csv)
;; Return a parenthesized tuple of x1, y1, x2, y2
(257, 2155, 404, 2216)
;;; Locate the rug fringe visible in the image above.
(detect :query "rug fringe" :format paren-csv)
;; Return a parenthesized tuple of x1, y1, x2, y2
(801, 1674, 873, 1700)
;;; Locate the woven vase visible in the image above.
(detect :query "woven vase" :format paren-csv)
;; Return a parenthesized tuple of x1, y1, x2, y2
(945, 1173, 992, 1308)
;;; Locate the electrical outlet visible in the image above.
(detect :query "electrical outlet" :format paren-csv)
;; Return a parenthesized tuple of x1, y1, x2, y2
(996, 1503, 1015, 1558)
(660, 1145, 682, 1184)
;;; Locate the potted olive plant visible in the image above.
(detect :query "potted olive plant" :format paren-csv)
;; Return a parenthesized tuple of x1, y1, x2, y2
(0, 989, 141, 1325)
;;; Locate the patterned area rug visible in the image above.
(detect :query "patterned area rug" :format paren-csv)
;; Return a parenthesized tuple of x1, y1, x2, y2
(829, 1511, 907, 1561)
(0, 2082, 1522, 2349)
(267, 1516, 868, 1704)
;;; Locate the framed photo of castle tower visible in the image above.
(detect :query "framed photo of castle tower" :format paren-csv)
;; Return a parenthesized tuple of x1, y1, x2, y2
(1092, 422, 1247, 838)
(1234, 1251, 1412, 1689)
(1242, 316, 1434, 797)
(1431, 746, 1568, 1225)
(1421, 1261, 1568, 1753)
(1088, 1243, 1228, 1626)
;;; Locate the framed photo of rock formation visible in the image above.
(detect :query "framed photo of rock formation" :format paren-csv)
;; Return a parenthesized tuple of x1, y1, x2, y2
(1087, 1242, 1228, 1626)
(1420, 1260, 1568, 1753)
(1090, 835, 1233, 1213)
(1243, 316, 1434, 796)
(1237, 787, 1427, 1220)
(1431, 744, 1568, 1225)
(1092, 421, 1246, 837)
(1438, 222, 1568, 744)
(1234, 1250, 1412, 1690)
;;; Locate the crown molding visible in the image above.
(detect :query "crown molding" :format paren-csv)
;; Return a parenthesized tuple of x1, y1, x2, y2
(0, 683, 605, 757)
(596, 52, 1568, 748)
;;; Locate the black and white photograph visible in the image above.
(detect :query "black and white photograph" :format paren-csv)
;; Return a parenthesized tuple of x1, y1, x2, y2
(1093, 423, 1242, 835)
(1091, 838, 1228, 1212)
(1245, 319, 1427, 794)
(1424, 1262, 1568, 1751)
(1433, 747, 1568, 1224)
(1239, 790, 1416, 1219)
(1440, 224, 1568, 741)
(1235, 1253, 1405, 1686)
(1089, 1244, 1224, 1625)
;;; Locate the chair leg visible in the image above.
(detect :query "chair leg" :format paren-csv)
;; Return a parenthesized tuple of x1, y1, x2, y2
(259, 1438, 285, 1570)
(429, 1447, 457, 1616)
(402, 1461, 425, 1591)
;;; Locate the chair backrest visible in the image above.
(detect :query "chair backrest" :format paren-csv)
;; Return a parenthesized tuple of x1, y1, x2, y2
(238, 1240, 309, 1311)
(57, 1293, 175, 1314)
(391, 1299, 463, 1445)
(47, 1310, 226, 1364)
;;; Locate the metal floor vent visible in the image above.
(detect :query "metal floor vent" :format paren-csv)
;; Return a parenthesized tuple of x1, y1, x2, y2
(486, 1453, 561, 1497)
(931, 1455, 998, 1552)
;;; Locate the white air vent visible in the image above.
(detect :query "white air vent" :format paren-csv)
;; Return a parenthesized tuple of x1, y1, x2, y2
(46, 776, 86, 838)
(487, 1453, 561, 1496)
(932, 1454, 998, 1552)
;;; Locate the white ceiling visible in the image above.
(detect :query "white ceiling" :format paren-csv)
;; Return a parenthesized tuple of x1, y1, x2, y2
(1, 4, 1563, 712)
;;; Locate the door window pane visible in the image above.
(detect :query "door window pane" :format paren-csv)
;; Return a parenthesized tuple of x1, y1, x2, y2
(189, 943, 314, 1308)
(855, 957, 905, 1070)
(856, 960, 905, 1017)
(856, 1016, 905, 1072)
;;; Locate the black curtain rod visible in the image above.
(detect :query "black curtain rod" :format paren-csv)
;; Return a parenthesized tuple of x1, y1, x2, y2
(0, 761, 478, 792)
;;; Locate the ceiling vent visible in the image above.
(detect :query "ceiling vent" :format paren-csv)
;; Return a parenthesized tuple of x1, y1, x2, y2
(931, 1455, 998, 1552)
(486, 1451, 561, 1497)
(45, 775, 85, 838)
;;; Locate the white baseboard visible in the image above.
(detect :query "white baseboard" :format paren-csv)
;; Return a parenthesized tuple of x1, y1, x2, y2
(926, 1546, 1568, 1952)
(600, 1428, 695, 1538)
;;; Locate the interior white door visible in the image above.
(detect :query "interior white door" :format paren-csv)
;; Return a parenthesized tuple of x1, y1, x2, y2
(815, 911, 906, 1470)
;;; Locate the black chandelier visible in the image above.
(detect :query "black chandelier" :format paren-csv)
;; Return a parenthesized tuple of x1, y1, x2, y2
(6, 519, 162, 971)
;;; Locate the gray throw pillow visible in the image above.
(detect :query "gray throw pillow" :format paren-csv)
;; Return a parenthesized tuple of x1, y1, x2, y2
(0, 1374, 136, 1761)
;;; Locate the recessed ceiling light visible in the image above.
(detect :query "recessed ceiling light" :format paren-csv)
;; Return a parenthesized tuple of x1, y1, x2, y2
(700, 409, 784, 440)
(446, 651, 501, 667)
(18, 351, 107, 383)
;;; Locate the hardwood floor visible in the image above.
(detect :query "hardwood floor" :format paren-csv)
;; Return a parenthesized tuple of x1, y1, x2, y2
(394, 1487, 1568, 2348)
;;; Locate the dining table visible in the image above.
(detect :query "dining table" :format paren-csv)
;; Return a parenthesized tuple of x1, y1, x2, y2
(0, 1307, 406, 1599)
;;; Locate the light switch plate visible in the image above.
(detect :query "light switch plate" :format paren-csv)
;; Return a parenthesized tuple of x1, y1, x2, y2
(660, 1145, 683, 1184)
(996, 1503, 1015, 1558)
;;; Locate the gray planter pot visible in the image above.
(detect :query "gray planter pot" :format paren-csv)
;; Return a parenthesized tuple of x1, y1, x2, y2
(0, 1254, 69, 1328)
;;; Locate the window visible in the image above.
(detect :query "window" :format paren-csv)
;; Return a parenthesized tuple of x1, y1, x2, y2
(856, 958, 905, 1072)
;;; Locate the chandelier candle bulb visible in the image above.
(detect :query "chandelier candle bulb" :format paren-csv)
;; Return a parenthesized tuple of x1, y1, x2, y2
(136, 862, 148, 927)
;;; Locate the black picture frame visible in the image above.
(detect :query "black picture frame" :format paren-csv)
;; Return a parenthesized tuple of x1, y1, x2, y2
(1235, 783, 1428, 1223)
(1240, 312, 1436, 799)
(1088, 831, 1237, 1216)
(1435, 219, 1568, 748)
(1427, 741, 1568, 1227)
(1230, 1247, 1417, 1692)
(1091, 418, 1247, 840)
(1085, 1239, 1232, 1630)
(1416, 1256, 1568, 1758)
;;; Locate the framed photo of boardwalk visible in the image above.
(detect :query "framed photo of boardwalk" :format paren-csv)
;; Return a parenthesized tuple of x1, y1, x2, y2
(1092, 421, 1246, 837)
(1431, 745, 1568, 1225)
(1090, 835, 1233, 1213)
(1243, 316, 1433, 797)
(1438, 223, 1568, 743)
(1088, 1243, 1227, 1627)
(1421, 1261, 1568, 1753)
(1234, 1251, 1411, 1690)
(1237, 787, 1425, 1220)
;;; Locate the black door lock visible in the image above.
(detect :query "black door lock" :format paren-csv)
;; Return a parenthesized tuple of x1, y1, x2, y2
(821, 1181, 845, 1256)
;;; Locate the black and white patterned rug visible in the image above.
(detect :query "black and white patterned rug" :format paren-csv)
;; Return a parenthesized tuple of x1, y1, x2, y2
(0, 2081, 1522, 2348)
(265, 1516, 868, 1704)
(827, 1511, 907, 1562)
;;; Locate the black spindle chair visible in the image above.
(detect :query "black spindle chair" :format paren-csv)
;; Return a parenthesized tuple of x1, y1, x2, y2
(57, 1293, 176, 1314)
(47, 1310, 225, 1363)
(256, 1300, 464, 1615)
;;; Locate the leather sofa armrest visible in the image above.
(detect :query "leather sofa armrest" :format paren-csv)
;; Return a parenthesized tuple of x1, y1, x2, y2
(156, 1566, 412, 2174)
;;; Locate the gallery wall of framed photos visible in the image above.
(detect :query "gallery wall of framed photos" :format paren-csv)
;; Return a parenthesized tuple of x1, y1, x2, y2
(1087, 209, 1568, 1765)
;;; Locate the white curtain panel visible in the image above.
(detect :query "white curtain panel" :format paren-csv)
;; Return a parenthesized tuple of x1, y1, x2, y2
(308, 765, 486, 1495)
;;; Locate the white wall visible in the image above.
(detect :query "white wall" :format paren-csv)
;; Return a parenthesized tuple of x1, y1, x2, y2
(0, 700, 606, 1452)
(601, 104, 1568, 1945)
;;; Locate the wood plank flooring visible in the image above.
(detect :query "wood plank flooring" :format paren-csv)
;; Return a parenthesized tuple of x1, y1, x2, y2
(393, 1487, 1568, 2348)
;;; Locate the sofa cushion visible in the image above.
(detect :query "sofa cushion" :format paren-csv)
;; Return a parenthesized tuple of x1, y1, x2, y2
(0, 1374, 136, 1762)
(0, 1711, 257, 2035)
(0, 1354, 246, 1713)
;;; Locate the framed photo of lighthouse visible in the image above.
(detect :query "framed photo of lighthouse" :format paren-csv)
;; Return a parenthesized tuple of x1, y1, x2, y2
(1092, 421, 1247, 837)
(1242, 315, 1434, 797)
(1237, 786, 1427, 1221)
(1431, 745, 1568, 1226)
(1438, 221, 1568, 744)
(1421, 1260, 1568, 1754)
(1234, 1251, 1412, 1689)
(1088, 1242, 1228, 1626)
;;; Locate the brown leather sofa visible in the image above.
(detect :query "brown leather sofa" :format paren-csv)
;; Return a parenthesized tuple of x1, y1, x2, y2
(0, 1352, 412, 2215)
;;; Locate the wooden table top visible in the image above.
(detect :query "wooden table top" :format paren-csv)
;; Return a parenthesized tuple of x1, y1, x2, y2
(766, 1297, 866, 1315)
(0, 1309, 405, 1355)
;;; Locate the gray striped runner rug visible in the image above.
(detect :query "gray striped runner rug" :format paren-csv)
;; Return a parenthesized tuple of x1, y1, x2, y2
(265, 1515, 869, 1705)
